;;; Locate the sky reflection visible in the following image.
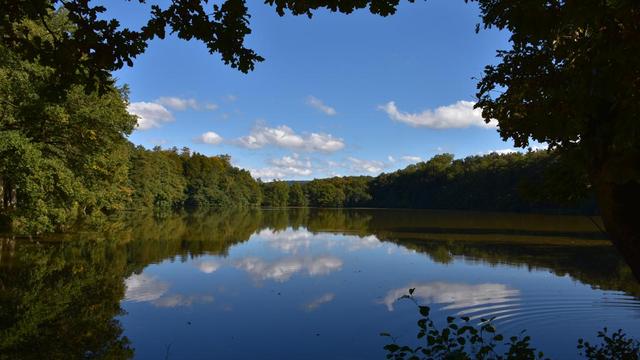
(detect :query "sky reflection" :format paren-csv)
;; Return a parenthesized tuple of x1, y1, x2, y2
(382, 282, 521, 312)
(234, 256, 343, 282)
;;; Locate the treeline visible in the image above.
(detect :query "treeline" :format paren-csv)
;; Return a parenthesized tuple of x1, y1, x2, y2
(261, 151, 595, 213)
(129, 147, 261, 209)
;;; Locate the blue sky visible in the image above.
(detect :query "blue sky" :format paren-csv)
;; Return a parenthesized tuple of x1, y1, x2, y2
(109, 0, 529, 180)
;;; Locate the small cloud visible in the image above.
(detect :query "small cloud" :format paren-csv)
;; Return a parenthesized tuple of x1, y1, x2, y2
(196, 131, 224, 145)
(235, 124, 345, 153)
(156, 96, 199, 110)
(347, 157, 385, 174)
(400, 155, 422, 163)
(225, 94, 238, 102)
(128, 102, 174, 130)
(529, 143, 549, 152)
(485, 148, 519, 155)
(204, 103, 219, 111)
(306, 96, 337, 116)
(150, 138, 168, 146)
(379, 100, 496, 129)
(250, 154, 314, 180)
(387, 155, 396, 163)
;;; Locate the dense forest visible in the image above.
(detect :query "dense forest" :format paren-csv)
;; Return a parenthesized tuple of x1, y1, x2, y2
(261, 150, 595, 212)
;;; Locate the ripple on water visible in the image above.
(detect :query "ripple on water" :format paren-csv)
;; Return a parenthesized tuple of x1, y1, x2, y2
(437, 290, 640, 334)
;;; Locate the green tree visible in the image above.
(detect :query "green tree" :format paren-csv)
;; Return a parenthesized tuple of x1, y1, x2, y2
(305, 180, 346, 208)
(471, 0, 640, 278)
(261, 180, 290, 207)
(128, 146, 187, 209)
(183, 153, 231, 208)
(1, 14, 136, 232)
(288, 182, 309, 207)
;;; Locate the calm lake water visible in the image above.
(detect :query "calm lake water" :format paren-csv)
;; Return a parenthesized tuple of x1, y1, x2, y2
(2, 208, 639, 359)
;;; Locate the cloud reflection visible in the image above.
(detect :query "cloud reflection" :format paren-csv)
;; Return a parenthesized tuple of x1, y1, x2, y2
(346, 235, 382, 251)
(124, 273, 169, 302)
(305, 293, 336, 311)
(235, 256, 343, 282)
(152, 294, 214, 308)
(256, 228, 384, 254)
(382, 282, 520, 311)
(197, 260, 222, 274)
(257, 228, 314, 254)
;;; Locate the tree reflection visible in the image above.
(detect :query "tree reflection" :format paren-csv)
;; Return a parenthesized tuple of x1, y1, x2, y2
(0, 238, 134, 360)
(1, 208, 638, 359)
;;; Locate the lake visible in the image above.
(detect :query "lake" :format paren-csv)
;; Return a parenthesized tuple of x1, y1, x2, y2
(1, 208, 639, 359)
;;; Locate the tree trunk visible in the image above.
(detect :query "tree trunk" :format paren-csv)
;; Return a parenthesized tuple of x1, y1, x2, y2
(595, 179, 640, 281)
(0, 176, 4, 210)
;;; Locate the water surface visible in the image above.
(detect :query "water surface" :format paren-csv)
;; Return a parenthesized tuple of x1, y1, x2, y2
(1, 209, 639, 359)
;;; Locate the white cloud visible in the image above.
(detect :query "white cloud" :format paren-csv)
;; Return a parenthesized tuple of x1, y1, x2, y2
(196, 131, 224, 145)
(529, 143, 549, 151)
(400, 155, 422, 163)
(236, 124, 345, 152)
(128, 102, 174, 130)
(250, 153, 314, 180)
(347, 157, 386, 174)
(483, 143, 548, 156)
(235, 256, 343, 282)
(155, 96, 218, 111)
(225, 94, 238, 102)
(270, 154, 313, 175)
(124, 273, 169, 302)
(306, 96, 337, 116)
(379, 100, 497, 129)
(156, 96, 199, 110)
(382, 282, 520, 312)
(249, 168, 290, 180)
(205, 103, 219, 110)
(485, 148, 519, 155)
